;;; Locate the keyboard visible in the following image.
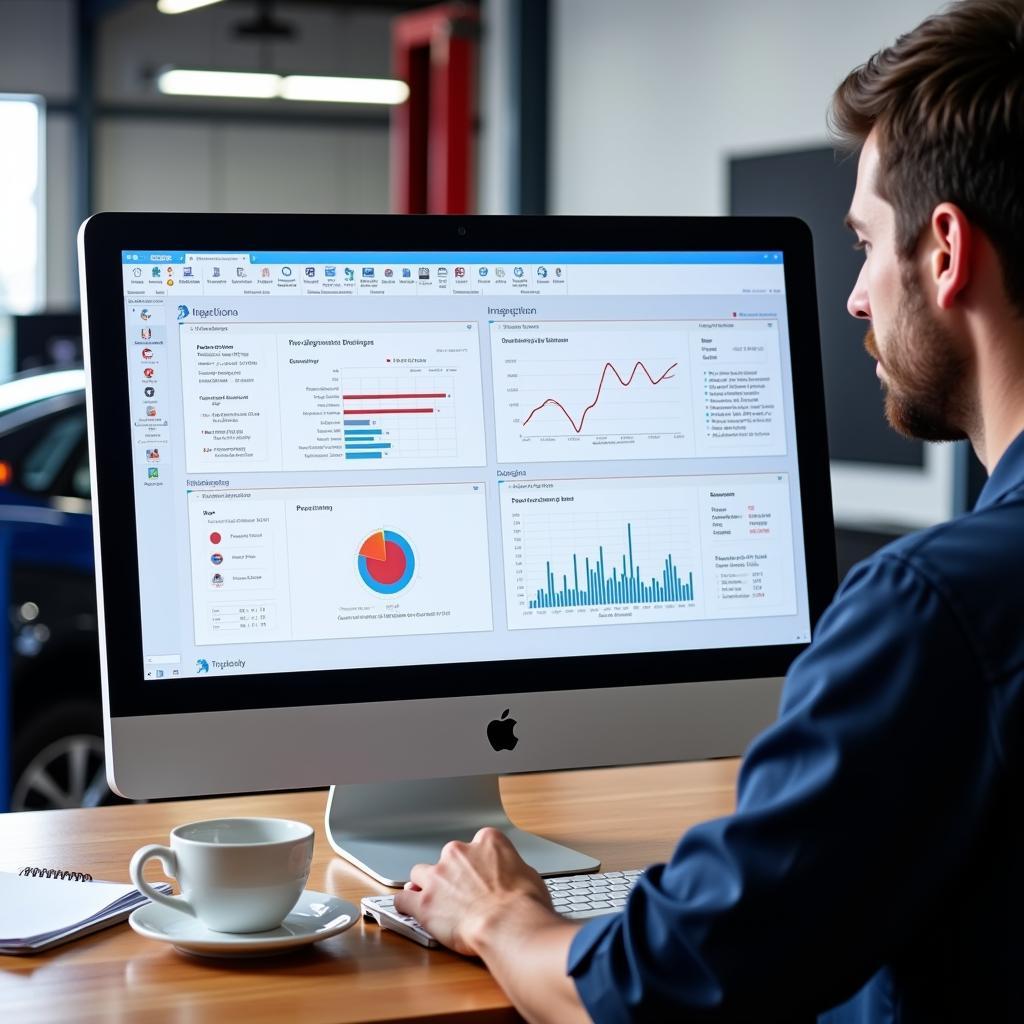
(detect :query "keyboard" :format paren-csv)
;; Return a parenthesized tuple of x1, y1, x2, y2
(361, 869, 643, 948)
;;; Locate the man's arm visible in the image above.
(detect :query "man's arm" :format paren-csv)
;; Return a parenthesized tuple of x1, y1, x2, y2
(395, 827, 590, 1024)
(400, 551, 999, 1021)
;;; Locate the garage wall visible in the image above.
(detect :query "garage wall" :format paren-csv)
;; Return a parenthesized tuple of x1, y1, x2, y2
(549, 0, 944, 215)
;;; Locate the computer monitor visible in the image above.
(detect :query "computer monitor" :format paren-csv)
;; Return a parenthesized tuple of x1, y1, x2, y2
(79, 214, 836, 886)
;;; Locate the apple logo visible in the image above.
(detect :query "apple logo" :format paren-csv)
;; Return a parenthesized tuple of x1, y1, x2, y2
(487, 709, 519, 751)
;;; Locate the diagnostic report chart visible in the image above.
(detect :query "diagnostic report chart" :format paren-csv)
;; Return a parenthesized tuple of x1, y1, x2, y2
(499, 474, 798, 630)
(527, 522, 696, 609)
(491, 321, 692, 462)
(500, 477, 703, 629)
(341, 373, 459, 464)
(187, 482, 493, 645)
(490, 319, 788, 463)
(180, 321, 486, 473)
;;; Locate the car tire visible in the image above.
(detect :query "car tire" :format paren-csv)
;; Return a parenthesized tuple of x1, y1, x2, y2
(10, 699, 114, 811)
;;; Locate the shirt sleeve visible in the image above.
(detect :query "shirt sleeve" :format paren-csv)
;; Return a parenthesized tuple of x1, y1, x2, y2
(568, 552, 1000, 1022)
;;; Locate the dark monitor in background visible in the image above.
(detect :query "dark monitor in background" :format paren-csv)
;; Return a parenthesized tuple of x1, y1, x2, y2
(13, 313, 84, 373)
(729, 147, 979, 534)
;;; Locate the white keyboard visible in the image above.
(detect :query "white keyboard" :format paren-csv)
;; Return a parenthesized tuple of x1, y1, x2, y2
(362, 869, 643, 948)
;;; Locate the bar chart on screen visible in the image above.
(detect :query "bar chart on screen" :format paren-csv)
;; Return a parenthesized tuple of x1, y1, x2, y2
(181, 321, 488, 472)
(340, 370, 460, 465)
(499, 476, 704, 629)
(499, 474, 799, 630)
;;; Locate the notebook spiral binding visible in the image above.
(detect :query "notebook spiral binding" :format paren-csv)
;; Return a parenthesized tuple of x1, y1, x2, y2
(18, 866, 94, 882)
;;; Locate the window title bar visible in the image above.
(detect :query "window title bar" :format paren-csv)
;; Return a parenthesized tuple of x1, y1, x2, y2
(122, 250, 785, 265)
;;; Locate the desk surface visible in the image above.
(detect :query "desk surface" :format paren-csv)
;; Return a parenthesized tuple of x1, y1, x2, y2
(0, 759, 739, 1024)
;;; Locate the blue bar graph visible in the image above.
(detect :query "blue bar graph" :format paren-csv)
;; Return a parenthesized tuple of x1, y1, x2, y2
(528, 523, 694, 609)
(342, 415, 391, 458)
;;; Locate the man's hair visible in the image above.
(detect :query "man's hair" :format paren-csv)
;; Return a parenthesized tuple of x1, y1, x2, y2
(830, 0, 1024, 315)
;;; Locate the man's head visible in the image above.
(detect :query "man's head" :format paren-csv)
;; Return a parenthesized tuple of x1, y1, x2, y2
(831, 0, 1024, 442)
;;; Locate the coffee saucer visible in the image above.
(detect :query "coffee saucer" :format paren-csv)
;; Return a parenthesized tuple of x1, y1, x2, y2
(129, 890, 358, 958)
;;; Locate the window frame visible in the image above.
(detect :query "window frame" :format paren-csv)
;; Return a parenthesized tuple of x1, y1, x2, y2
(0, 93, 46, 316)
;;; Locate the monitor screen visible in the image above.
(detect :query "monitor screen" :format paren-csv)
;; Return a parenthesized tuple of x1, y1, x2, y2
(117, 248, 812, 687)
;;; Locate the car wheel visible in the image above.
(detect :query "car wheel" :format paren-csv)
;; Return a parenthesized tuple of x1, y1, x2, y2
(11, 700, 114, 811)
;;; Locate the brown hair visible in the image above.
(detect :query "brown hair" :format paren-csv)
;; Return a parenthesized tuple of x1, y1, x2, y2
(830, 0, 1024, 315)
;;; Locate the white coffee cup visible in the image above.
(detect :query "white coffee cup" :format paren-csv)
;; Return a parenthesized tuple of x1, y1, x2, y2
(130, 817, 314, 933)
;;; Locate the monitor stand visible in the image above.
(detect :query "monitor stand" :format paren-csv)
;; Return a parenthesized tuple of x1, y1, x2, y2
(325, 774, 600, 887)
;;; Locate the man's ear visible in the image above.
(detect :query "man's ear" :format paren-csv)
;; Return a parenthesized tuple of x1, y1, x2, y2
(928, 202, 972, 310)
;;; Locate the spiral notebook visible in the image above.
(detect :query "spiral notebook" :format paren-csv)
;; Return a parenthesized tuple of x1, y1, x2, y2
(0, 867, 172, 955)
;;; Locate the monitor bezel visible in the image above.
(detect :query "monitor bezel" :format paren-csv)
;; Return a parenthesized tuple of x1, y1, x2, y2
(80, 212, 836, 720)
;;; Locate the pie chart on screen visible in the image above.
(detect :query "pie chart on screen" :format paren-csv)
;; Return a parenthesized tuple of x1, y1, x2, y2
(357, 529, 415, 595)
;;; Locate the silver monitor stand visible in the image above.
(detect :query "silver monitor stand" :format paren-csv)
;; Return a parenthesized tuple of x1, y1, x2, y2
(325, 774, 600, 887)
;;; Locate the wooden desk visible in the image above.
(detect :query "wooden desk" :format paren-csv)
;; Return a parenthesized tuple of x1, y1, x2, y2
(0, 759, 739, 1024)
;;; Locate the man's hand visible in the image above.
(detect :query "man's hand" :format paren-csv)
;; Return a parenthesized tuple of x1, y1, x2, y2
(394, 828, 591, 1024)
(394, 826, 557, 956)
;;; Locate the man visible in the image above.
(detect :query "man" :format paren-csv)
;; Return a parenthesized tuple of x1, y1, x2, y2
(395, 2, 1024, 1019)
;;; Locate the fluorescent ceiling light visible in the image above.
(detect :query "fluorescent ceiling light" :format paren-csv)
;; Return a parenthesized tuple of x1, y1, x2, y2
(280, 75, 410, 106)
(155, 68, 411, 105)
(157, 69, 281, 99)
(156, 0, 227, 13)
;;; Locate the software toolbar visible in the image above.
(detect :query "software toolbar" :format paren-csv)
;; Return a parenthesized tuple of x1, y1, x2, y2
(121, 251, 787, 298)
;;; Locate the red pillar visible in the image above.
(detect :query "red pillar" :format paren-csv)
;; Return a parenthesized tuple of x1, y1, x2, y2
(391, 3, 478, 214)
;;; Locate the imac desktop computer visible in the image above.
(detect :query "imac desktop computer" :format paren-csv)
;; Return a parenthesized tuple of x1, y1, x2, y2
(79, 214, 837, 886)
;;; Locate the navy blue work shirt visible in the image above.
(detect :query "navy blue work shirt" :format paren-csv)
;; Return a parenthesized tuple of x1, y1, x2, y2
(568, 431, 1024, 1022)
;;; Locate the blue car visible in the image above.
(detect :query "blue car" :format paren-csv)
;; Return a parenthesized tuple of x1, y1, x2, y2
(0, 368, 113, 811)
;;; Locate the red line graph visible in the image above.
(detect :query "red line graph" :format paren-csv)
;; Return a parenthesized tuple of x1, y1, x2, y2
(521, 361, 678, 435)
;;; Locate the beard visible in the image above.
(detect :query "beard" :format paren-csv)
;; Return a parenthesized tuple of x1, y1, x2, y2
(864, 268, 971, 442)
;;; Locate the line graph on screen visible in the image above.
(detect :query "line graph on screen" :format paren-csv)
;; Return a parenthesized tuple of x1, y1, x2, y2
(520, 359, 678, 436)
(492, 321, 694, 462)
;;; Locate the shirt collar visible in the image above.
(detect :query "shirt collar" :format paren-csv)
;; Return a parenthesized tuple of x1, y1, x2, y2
(976, 428, 1024, 510)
